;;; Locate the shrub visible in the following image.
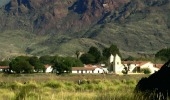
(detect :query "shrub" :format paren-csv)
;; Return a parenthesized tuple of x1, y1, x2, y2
(44, 81, 65, 89)
(141, 68, 151, 74)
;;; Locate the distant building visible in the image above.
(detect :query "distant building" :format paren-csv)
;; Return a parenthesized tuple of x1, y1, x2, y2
(44, 65, 53, 73)
(109, 54, 160, 74)
(0, 66, 9, 72)
(109, 54, 124, 74)
(72, 65, 108, 74)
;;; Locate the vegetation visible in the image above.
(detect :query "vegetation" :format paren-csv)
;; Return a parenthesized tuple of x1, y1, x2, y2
(0, 60, 10, 66)
(0, 0, 170, 59)
(53, 56, 83, 74)
(155, 48, 170, 62)
(7, 55, 83, 74)
(0, 74, 148, 100)
(9, 56, 33, 73)
(140, 68, 151, 74)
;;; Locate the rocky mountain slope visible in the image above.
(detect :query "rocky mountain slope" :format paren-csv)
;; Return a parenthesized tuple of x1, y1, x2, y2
(0, 0, 170, 59)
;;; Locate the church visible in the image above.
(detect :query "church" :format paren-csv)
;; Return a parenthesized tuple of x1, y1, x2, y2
(108, 54, 159, 74)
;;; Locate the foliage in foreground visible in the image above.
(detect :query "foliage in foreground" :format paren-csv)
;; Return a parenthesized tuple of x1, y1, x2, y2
(0, 78, 138, 100)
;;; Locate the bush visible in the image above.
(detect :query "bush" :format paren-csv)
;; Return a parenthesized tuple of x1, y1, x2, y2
(141, 68, 151, 74)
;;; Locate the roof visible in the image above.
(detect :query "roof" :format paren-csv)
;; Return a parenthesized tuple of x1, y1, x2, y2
(44, 64, 52, 69)
(122, 61, 153, 68)
(72, 64, 102, 71)
(84, 64, 101, 68)
(0, 66, 9, 69)
(122, 61, 149, 64)
(72, 67, 96, 71)
(154, 64, 164, 69)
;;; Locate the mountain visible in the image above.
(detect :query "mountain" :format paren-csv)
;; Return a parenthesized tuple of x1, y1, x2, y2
(0, 0, 170, 59)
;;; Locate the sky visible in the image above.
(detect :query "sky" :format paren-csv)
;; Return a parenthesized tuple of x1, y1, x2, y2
(0, 0, 10, 8)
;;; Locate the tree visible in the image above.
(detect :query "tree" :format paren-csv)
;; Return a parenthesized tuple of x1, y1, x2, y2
(53, 56, 83, 74)
(75, 50, 81, 59)
(102, 44, 121, 59)
(109, 44, 121, 57)
(53, 57, 74, 74)
(124, 56, 135, 61)
(29, 56, 44, 72)
(122, 63, 130, 74)
(34, 63, 45, 73)
(0, 60, 10, 66)
(39, 55, 54, 64)
(9, 57, 33, 73)
(29, 56, 39, 66)
(80, 53, 95, 64)
(102, 48, 110, 59)
(155, 48, 170, 61)
(88, 46, 101, 63)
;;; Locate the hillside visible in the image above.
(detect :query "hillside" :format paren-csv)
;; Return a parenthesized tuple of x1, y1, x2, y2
(0, 0, 170, 59)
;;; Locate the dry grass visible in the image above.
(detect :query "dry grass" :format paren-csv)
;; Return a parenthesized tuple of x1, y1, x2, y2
(0, 73, 149, 100)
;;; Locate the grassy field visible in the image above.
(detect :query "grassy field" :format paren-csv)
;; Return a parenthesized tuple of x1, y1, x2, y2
(0, 73, 148, 100)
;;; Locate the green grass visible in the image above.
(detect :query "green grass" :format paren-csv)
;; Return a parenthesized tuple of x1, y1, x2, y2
(0, 30, 50, 59)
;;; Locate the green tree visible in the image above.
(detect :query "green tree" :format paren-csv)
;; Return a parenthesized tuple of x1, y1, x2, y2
(75, 50, 81, 59)
(39, 55, 54, 64)
(9, 57, 33, 73)
(124, 56, 135, 61)
(29, 56, 44, 72)
(0, 60, 10, 66)
(34, 63, 45, 73)
(53, 57, 83, 74)
(102, 44, 121, 58)
(53, 57, 71, 74)
(155, 48, 170, 61)
(29, 56, 39, 66)
(88, 46, 101, 63)
(102, 48, 110, 59)
(80, 53, 95, 64)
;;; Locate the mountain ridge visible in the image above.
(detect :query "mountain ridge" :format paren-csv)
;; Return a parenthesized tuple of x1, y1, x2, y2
(0, 0, 170, 59)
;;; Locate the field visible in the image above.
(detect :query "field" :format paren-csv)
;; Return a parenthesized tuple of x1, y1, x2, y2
(0, 73, 148, 100)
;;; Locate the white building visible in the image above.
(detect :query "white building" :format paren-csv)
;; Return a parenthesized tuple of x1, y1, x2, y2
(109, 54, 124, 74)
(72, 65, 108, 74)
(45, 65, 53, 73)
(109, 54, 160, 74)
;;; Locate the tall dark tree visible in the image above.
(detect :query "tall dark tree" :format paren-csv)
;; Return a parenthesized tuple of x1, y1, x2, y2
(29, 56, 39, 66)
(9, 58, 33, 73)
(75, 50, 81, 59)
(109, 44, 121, 56)
(80, 53, 95, 64)
(102, 44, 121, 58)
(102, 48, 110, 59)
(88, 46, 101, 63)
(39, 55, 54, 64)
(155, 48, 170, 61)
(0, 60, 10, 66)
(53, 57, 74, 74)
(29, 56, 44, 72)
(53, 56, 83, 74)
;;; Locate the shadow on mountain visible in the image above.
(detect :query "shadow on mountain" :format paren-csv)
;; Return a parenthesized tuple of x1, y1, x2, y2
(68, 0, 88, 14)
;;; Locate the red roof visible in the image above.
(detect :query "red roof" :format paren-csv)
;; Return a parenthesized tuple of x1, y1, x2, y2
(72, 67, 96, 71)
(0, 66, 9, 69)
(122, 61, 149, 65)
(154, 64, 164, 69)
(44, 64, 52, 69)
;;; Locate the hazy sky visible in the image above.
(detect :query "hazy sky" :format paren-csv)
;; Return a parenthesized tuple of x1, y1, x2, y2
(0, 0, 10, 8)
